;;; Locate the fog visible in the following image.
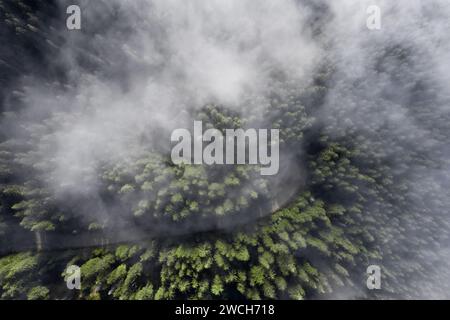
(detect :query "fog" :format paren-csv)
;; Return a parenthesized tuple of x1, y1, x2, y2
(1, 0, 450, 298)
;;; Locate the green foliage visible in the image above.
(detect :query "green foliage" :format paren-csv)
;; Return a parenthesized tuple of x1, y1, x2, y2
(0, 21, 448, 300)
(27, 286, 49, 300)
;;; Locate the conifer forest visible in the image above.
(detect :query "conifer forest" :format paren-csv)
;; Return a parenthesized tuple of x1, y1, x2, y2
(0, 0, 449, 300)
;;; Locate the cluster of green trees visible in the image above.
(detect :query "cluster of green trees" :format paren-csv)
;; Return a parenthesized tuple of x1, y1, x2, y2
(0, 192, 359, 300)
(1, 65, 447, 299)
(101, 106, 274, 223)
(1, 0, 449, 300)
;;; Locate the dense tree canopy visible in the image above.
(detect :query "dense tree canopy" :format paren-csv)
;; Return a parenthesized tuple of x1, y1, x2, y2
(1, 0, 449, 300)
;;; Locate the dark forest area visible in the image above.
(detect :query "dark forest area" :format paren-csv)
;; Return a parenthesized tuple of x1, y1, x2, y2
(0, 0, 449, 300)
